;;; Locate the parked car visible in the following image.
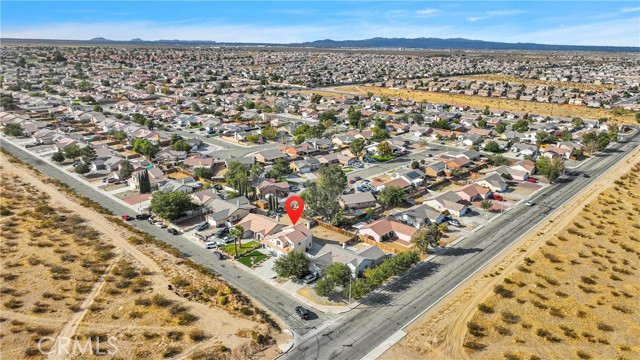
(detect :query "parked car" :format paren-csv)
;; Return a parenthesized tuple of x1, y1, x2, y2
(167, 228, 179, 235)
(447, 219, 461, 227)
(583, 174, 590, 178)
(154, 221, 167, 229)
(492, 194, 504, 201)
(354, 176, 362, 181)
(215, 227, 229, 238)
(136, 213, 151, 220)
(289, 185, 300, 192)
(526, 178, 538, 183)
(295, 306, 310, 320)
(303, 273, 317, 284)
(349, 179, 356, 184)
(223, 236, 233, 244)
(276, 207, 285, 215)
(213, 251, 224, 260)
(205, 241, 219, 249)
(525, 201, 535, 206)
(121, 214, 132, 221)
(195, 222, 210, 232)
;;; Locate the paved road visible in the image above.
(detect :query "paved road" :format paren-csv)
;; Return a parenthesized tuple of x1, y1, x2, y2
(283, 130, 640, 360)
(0, 139, 334, 335)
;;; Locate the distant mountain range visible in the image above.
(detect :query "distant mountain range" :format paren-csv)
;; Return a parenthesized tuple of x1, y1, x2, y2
(2, 36, 638, 52)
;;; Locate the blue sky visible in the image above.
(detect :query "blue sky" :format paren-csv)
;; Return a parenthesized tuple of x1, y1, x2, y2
(2, 1, 639, 46)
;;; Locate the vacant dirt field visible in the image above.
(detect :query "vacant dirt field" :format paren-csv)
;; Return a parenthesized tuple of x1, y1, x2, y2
(0, 152, 285, 360)
(337, 86, 638, 125)
(382, 148, 640, 360)
(452, 74, 619, 92)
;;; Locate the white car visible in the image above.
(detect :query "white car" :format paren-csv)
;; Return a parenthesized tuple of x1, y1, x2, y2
(204, 241, 220, 249)
(154, 221, 168, 228)
(525, 201, 535, 206)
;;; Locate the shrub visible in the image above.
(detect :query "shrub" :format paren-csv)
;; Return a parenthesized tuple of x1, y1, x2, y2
(152, 294, 173, 307)
(166, 331, 184, 341)
(478, 303, 494, 314)
(463, 341, 486, 350)
(493, 284, 514, 298)
(576, 350, 591, 359)
(501, 311, 520, 324)
(189, 329, 208, 342)
(177, 312, 199, 325)
(597, 322, 614, 332)
(163, 347, 182, 358)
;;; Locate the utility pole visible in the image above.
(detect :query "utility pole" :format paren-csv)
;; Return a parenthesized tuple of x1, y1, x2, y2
(348, 276, 352, 309)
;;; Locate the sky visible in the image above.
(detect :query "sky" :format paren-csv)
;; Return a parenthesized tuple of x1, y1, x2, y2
(2, 1, 640, 46)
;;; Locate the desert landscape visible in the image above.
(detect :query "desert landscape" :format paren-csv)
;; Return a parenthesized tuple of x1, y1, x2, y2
(0, 151, 286, 360)
(381, 148, 640, 360)
(338, 85, 638, 125)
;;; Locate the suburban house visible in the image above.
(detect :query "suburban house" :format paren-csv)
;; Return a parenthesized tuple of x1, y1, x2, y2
(394, 203, 446, 228)
(358, 217, 418, 242)
(310, 244, 387, 277)
(510, 143, 538, 156)
(255, 178, 290, 198)
(424, 161, 447, 177)
(339, 192, 377, 211)
(541, 146, 573, 160)
(510, 159, 536, 175)
(204, 197, 255, 227)
(236, 213, 286, 240)
(261, 223, 313, 257)
(376, 177, 414, 193)
(290, 158, 321, 173)
(159, 177, 202, 193)
(393, 168, 426, 186)
(128, 167, 164, 190)
(424, 191, 470, 217)
(474, 173, 508, 192)
(190, 188, 221, 205)
(255, 149, 288, 164)
(455, 183, 493, 202)
(183, 155, 215, 169)
(488, 166, 529, 181)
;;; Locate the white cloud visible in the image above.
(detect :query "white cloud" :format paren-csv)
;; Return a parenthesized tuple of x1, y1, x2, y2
(466, 17, 486, 22)
(621, 7, 640, 13)
(486, 10, 527, 16)
(416, 9, 439, 16)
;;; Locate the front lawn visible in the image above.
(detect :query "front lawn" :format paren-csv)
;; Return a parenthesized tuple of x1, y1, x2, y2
(343, 169, 353, 174)
(222, 240, 260, 257)
(371, 154, 397, 162)
(237, 251, 268, 268)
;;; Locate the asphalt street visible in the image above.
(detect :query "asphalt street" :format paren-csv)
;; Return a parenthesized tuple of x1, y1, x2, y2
(283, 130, 640, 360)
(0, 139, 334, 335)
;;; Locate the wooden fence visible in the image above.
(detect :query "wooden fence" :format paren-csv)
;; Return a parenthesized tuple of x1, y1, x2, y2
(358, 236, 400, 254)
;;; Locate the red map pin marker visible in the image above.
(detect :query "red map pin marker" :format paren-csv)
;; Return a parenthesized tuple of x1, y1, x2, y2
(285, 195, 305, 225)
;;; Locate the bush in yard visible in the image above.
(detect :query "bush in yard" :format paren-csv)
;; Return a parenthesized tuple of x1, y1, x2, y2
(150, 191, 194, 220)
(273, 250, 309, 278)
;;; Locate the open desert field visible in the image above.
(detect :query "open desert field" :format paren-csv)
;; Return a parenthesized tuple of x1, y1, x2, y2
(337, 85, 638, 125)
(452, 74, 619, 92)
(0, 151, 285, 360)
(381, 148, 640, 360)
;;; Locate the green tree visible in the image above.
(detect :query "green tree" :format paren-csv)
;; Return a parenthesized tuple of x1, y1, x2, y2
(572, 117, 585, 129)
(378, 186, 405, 207)
(267, 158, 292, 179)
(74, 162, 90, 175)
(150, 191, 194, 220)
(0, 93, 16, 110)
(229, 225, 244, 259)
(535, 156, 565, 182)
(132, 113, 146, 125)
(480, 199, 493, 211)
(489, 155, 510, 166)
(51, 151, 65, 164)
(172, 139, 191, 152)
(484, 141, 501, 153)
(347, 107, 362, 128)
(194, 167, 214, 180)
(77, 80, 92, 91)
(314, 263, 351, 297)
(373, 127, 390, 140)
(63, 144, 82, 160)
(118, 161, 134, 181)
(293, 134, 305, 145)
(224, 161, 249, 191)
(93, 105, 103, 113)
(411, 160, 420, 169)
(535, 131, 548, 146)
(250, 163, 264, 180)
(133, 139, 159, 159)
(411, 223, 442, 252)
(245, 134, 260, 143)
(112, 131, 127, 141)
(80, 146, 96, 164)
(261, 126, 277, 140)
(138, 170, 152, 194)
(512, 119, 529, 133)
(349, 138, 366, 159)
(310, 93, 322, 104)
(2, 123, 23, 137)
(273, 250, 310, 278)
(635, 112, 640, 124)
(144, 119, 154, 130)
(476, 118, 487, 128)
(377, 142, 393, 157)
(300, 164, 347, 222)
(494, 122, 507, 133)
(318, 110, 337, 123)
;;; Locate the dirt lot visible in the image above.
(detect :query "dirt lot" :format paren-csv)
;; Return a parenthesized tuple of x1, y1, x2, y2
(0, 152, 285, 360)
(338, 86, 638, 125)
(381, 148, 640, 360)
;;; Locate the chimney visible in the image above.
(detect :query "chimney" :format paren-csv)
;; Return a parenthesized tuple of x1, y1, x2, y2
(306, 221, 311, 230)
(276, 215, 280, 222)
(342, 243, 347, 249)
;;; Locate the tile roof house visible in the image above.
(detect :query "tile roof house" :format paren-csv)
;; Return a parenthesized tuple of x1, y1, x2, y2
(393, 203, 446, 228)
(255, 148, 288, 164)
(255, 179, 290, 198)
(236, 213, 286, 240)
(183, 155, 215, 169)
(358, 217, 418, 242)
(310, 244, 386, 277)
(489, 166, 529, 182)
(190, 189, 221, 205)
(510, 159, 536, 175)
(339, 192, 378, 210)
(474, 173, 508, 192)
(262, 223, 313, 257)
(424, 191, 470, 217)
(204, 197, 255, 227)
(455, 184, 493, 202)
(128, 167, 164, 190)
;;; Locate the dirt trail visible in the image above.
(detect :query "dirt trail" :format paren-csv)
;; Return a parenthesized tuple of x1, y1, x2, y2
(1, 153, 255, 348)
(382, 147, 640, 360)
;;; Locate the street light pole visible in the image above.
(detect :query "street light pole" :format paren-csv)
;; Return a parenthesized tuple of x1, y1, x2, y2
(348, 276, 352, 309)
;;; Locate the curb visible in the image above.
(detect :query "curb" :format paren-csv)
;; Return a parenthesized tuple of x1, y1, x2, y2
(274, 328, 295, 359)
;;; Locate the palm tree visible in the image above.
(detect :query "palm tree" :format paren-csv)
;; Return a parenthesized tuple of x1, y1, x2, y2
(229, 225, 244, 259)
(480, 199, 493, 212)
